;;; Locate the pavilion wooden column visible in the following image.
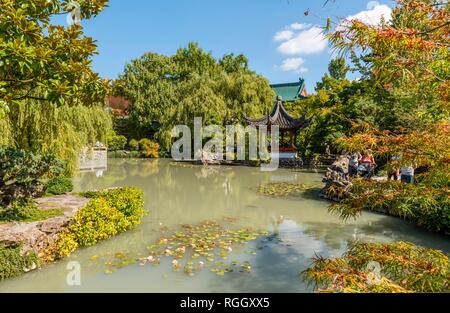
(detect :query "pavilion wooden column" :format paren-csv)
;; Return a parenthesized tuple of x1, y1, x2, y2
(290, 130, 297, 148)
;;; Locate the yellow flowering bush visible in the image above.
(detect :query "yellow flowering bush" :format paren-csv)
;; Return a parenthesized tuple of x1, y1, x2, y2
(51, 187, 145, 259)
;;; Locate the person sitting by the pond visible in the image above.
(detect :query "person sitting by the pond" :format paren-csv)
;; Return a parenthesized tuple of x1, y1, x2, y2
(388, 155, 401, 181)
(400, 164, 415, 184)
(348, 151, 362, 178)
(359, 150, 375, 166)
(358, 150, 376, 178)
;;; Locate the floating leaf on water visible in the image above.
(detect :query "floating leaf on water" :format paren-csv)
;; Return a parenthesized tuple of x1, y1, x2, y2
(241, 261, 252, 273)
(257, 182, 321, 198)
(104, 218, 269, 278)
(115, 252, 127, 259)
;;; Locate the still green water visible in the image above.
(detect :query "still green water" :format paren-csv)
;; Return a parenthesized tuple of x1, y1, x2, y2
(1, 159, 449, 293)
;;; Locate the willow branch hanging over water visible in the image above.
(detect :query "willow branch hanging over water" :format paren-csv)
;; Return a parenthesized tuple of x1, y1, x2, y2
(0, 100, 112, 174)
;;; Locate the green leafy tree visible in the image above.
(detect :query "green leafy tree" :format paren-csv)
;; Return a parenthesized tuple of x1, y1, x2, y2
(0, 0, 110, 114)
(0, 0, 112, 173)
(219, 53, 249, 73)
(0, 148, 64, 206)
(115, 43, 275, 150)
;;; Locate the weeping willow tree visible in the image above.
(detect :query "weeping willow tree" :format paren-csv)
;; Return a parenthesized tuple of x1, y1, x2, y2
(114, 43, 275, 151)
(0, 100, 112, 174)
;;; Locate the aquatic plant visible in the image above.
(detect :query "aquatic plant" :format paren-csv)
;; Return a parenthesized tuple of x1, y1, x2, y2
(302, 241, 450, 293)
(257, 182, 321, 198)
(100, 220, 268, 276)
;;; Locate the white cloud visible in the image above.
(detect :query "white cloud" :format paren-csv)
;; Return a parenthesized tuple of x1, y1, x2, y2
(280, 57, 307, 72)
(338, 2, 392, 30)
(367, 1, 380, 10)
(274, 30, 294, 42)
(277, 26, 327, 55)
(289, 23, 311, 30)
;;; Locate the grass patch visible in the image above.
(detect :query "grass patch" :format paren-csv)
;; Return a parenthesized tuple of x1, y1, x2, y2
(0, 198, 64, 222)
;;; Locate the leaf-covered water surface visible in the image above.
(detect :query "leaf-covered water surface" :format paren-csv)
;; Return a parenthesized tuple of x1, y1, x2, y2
(100, 219, 269, 277)
(257, 182, 321, 197)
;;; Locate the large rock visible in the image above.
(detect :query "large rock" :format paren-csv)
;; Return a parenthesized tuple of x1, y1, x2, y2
(37, 216, 72, 234)
(320, 155, 353, 202)
(0, 194, 88, 255)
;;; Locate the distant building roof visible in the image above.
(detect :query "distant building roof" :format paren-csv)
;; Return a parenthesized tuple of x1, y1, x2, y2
(108, 96, 130, 110)
(270, 78, 307, 102)
(108, 96, 130, 117)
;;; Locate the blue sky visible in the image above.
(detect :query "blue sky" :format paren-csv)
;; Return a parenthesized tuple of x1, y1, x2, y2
(69, 0, 394, 92)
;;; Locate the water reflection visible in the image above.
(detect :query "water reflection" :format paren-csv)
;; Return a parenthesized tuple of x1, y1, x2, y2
(0, 159, 448, 293)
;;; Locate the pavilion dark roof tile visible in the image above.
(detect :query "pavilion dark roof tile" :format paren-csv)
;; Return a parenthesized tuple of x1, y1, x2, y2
(245, 98, 311, 131)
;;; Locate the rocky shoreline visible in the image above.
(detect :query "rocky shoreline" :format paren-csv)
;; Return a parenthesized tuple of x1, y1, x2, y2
(0, 194, 89, 256)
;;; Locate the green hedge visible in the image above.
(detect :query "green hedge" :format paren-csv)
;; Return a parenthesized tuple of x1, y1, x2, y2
(46, 176, 73, 195)
(107, 150, 141, 158)
(129, 139, 139, 152)
(107, 132, 127, 151)
(51, 187, 145, 259)
(0, 148, 64, 206)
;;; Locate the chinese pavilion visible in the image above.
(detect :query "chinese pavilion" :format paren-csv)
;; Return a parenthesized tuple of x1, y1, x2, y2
(245, 95, 310, 159)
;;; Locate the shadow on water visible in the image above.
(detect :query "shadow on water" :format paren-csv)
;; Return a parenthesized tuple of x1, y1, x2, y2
(210, 234, 315, 293)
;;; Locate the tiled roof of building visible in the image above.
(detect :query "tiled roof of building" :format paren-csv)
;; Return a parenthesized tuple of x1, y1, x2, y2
(270, 78, 307, 102)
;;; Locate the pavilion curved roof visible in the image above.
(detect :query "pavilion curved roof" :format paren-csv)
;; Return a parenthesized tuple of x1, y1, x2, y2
(245, 98, 311, 131)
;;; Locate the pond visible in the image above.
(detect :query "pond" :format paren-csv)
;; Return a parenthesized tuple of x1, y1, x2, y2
(1, 159, 449, 293)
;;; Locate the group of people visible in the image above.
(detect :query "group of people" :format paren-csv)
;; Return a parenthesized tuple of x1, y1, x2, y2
(348, 150, 376, 178)
(388, 155, 415, 184)
(347, 150, 415, 184)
